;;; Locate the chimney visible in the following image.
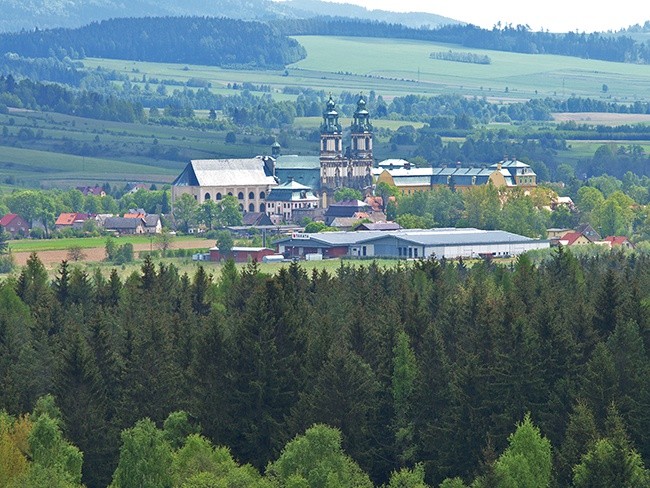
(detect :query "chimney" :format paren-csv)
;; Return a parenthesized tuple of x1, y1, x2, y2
(404, 161, 411, 170)
(456, 161, 462, 169)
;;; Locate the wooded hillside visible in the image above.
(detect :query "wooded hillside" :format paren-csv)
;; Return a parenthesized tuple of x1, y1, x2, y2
(0, 17, 307, 68)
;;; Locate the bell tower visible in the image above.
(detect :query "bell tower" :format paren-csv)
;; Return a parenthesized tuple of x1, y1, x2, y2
(348, 94, 374, 189)
(320, 95, 344, 193)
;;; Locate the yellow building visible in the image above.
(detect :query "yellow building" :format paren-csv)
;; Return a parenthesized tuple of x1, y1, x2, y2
(375, 158, 536, 194)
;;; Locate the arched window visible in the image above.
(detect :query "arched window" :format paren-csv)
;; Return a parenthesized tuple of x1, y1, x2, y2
(260, 191, 266, 199)
(248, 203, 255, 212)
(260, 203, 266, 212)
(238, 192, 244, 200)
(204, 193, 211, 200)
(216, 193, 222, 200)
(228, 192, 233, 197)
(238, 204, 244, 211)
(248, 191, 255, 200)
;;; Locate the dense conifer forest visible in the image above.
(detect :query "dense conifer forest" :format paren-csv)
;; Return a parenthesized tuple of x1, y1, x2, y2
(0, 17, 307, 68)
(1, 249, 649, 487)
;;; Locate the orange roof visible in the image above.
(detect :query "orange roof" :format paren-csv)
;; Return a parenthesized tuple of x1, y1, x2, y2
(55, 213, 77, 226)
(123, 213, 146, 219)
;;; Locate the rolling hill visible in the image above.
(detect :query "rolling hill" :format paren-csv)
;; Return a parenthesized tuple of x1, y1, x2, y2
(0, 0, 460, 33)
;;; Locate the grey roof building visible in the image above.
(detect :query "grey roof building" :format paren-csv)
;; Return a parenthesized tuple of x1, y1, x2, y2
(276, 228, 549, 260)
(172, 157, 278, 213)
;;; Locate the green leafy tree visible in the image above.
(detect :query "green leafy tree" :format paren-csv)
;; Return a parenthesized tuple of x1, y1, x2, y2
(215, 230, 234, 257)
(174, 193, 199, 233)
(386, 463, 429, 487)
(26, 409, 83, 486)
(111, 418, 173, 488)
(334, 187, 363, 202)
(266, 424, 373, 488)
(216, 195, 243, 227)
(492, 413, 552, 488)
(197, 200, 219, 230)
(375, 181, 399, 211)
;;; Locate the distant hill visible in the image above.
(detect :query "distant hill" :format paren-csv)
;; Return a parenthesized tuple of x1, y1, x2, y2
(0, 17, 306, 68)
(270, 0, 460, 29)
(0, 0, 460, 33)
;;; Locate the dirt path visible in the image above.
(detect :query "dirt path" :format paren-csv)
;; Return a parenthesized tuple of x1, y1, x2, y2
(12, 239, 215, 267)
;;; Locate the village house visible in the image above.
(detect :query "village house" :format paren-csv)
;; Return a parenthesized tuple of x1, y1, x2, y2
(209, 246, 276, 263)
(104, 217, 146, 235)
(55, 212, 93, 230)
(0, 213, 30, 237)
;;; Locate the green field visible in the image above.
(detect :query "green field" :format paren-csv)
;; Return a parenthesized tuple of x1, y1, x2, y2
(7, 235, 168, 252)
(81, 36, 650, 103)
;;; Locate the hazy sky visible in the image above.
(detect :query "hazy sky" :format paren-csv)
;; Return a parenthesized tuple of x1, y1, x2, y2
(318, 0, 649, 33)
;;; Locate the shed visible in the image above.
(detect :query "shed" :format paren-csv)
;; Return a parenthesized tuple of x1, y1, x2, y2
(209, 246, 276, 263)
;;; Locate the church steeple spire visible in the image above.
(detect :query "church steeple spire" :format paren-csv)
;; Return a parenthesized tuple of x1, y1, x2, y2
(321, 93, 342, 134)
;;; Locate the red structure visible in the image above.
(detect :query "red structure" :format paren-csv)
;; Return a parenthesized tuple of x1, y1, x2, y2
(209, 246, 276, 263)
(0, 213, 30, 237)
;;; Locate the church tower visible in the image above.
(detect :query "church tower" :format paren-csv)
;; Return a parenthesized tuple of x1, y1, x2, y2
(320, 95, 344, 196)
(348, 94, 374, 188)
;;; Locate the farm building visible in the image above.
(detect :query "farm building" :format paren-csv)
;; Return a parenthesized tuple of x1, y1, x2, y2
(209, 246, 276, 263)
(276, 228, 549, 260)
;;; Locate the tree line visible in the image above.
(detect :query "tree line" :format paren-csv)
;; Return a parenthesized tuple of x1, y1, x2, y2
(1, 248, 650, 487)
(0, 17, 307, 68)
(275, 17, 650, 64)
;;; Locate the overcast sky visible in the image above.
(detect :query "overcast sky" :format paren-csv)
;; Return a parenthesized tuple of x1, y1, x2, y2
(317, 0, 649, 33)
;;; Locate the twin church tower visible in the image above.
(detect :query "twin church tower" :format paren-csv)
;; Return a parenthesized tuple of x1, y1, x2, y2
(319, 94, 374, 196)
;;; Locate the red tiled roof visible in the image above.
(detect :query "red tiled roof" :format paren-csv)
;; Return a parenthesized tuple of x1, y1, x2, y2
(563, 231, 588, 245)
(604, 236, 631, 246)
(0, 213, 18, 226)
(56, 213, 78, 226)
(123, 213, 146, 219)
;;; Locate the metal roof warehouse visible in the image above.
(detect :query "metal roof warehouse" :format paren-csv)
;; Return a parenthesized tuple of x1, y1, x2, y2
(276, 228, 549, 259)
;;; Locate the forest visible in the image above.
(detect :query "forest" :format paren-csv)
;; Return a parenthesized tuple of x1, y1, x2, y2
(1, 16, 648, 68)
(1, 249, 649, 487)
(0, 17, 307, 68)
(275, 18, 650, 64)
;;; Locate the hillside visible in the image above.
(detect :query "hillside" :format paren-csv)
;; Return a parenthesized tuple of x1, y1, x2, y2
(0, 17, 307, 68)
(0, 0, 460, 33)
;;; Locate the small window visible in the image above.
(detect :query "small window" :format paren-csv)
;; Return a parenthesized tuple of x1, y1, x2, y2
(204, 193, 211, 200)
(228, 192, 233, 197)
(249, 203, 255, 212)
(216, 193, 222, 200)
(260, 191, 266, 199)
(249, 192, 255, 199)
(238, 192, 244, 200)
(260, 203, 266, 212)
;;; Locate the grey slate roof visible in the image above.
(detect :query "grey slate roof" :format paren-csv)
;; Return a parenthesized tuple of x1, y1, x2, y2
(104, 217, 144, 230)
(276, 228, 545, 247)
(173, 158, 277, 187)
(275, 155, 321, 169)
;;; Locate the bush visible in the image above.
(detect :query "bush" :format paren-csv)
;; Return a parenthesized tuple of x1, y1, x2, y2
(0, 254, 14, 273)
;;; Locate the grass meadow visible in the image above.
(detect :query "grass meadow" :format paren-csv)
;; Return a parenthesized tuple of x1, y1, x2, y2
(81, 36, 650, 102)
